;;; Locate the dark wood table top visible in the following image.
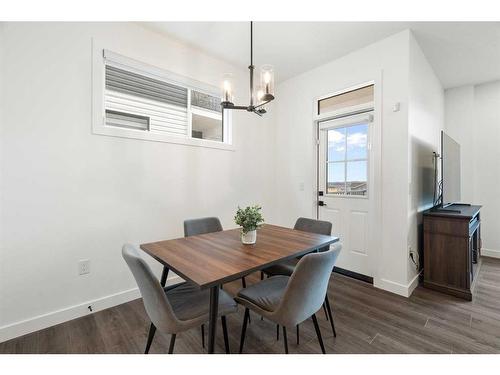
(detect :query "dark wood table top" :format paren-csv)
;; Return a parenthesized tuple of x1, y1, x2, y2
(140, 224, 339, 289)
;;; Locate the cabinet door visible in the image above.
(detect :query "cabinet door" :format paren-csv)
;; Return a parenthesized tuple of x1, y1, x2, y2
(426, 233, 469, 289)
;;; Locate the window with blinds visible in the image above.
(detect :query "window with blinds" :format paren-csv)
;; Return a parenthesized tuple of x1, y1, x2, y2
(95, 49, 229, 147)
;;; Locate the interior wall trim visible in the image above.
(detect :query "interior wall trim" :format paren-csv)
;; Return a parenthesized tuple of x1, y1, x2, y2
(481, 248, 500, 259)
(374, 272, 421, 298)
(0, 275, 183, 343)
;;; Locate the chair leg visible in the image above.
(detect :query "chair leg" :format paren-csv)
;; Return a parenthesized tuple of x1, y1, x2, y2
(201, 324, 205, 348)
(276, 324, 280, 341)
(239, 308, 250, 354)
(296, 324, 299, 345)
(240, 277, 250, 324)
(322, 302, 329, 321)
(324, 295, 337, 337)
(311, 314, 326, 354)
(260, 271, 264, 280)
(282, 326, 289, 354)
(221, 316, 230, 354)
(144, 322, 156, 354)
(168, 334, 176, 354)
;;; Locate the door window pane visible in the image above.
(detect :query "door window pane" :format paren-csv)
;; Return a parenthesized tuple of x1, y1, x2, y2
(346, 124, 368, 160)
(327, 128, 346, 162)
(346, 161, 367, 196)
(327, 162, 345, 195)
(323, 121, 369, 197)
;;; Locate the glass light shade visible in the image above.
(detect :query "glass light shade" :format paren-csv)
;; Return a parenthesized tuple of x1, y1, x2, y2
(254, 86, 265, 105)
(221, 73, 234, 104)
(260, 65, 275, 101)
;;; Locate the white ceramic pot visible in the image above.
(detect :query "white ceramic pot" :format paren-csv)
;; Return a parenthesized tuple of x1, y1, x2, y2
(241, 229, 257, 245)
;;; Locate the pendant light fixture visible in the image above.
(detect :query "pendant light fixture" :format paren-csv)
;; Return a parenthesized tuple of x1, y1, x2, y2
(221, 21, 275, 116)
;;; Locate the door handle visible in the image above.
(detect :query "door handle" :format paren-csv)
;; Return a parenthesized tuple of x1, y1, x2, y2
(318, 201, 327, 207)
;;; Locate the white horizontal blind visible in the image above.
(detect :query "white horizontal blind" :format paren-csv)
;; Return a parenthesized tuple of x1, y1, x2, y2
(104, 63, 189, 137)
(105, 110, 149, 131)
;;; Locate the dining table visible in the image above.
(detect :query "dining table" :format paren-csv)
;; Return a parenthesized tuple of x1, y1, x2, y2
(140, 223, 339, 353)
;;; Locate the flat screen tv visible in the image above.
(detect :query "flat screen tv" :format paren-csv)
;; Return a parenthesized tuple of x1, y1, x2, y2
(441, 131, 461, 207)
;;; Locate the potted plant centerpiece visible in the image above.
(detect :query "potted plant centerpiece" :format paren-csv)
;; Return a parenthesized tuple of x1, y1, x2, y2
(234, 205, 265, 245)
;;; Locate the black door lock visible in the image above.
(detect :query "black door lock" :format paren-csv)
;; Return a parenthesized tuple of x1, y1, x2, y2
(318, 201, 326, 206)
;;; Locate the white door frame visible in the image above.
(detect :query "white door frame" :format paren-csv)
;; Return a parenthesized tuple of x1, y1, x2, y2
(311, 76, 383, 284)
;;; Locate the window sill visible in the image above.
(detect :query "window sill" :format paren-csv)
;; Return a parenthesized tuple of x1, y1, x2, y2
(92, 125, 235, 151)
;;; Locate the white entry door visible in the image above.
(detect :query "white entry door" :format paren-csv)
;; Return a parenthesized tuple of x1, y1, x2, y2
(318, 112, 374, 278)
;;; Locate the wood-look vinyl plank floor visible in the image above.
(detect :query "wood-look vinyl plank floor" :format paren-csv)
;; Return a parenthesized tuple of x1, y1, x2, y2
(2, 257, 500, 354)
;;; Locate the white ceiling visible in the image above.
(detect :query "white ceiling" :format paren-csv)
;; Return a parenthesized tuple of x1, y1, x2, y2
(141, 22, 500, 89)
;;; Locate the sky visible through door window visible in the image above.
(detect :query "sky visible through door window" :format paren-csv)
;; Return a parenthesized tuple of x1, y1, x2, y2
(327, 123, 368, 196)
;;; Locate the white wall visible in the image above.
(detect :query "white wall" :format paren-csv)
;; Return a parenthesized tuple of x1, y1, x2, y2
(445, 81, 500, 258)
(407, 34, 444, 285)
(269, 31, 413, 296)
(0, 22, 274, 341)
(444, 86, 475, 203)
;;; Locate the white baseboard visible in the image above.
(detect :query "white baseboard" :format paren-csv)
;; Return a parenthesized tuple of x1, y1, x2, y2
(482, 248, 500, 259)
(407, 272, 421, 296)
(0, 275, 182, 343)
(374, 272, 421, 298)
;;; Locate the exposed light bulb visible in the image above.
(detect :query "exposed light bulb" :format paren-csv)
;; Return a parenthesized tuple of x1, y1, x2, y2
(263, 71, 271, 84)
(221, 73, 234, 104)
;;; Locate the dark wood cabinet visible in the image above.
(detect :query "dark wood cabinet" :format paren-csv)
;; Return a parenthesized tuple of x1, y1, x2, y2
(423, 204, 482, 300)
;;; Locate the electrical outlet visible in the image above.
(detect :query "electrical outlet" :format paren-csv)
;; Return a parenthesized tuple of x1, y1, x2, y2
(408, 248, 419, 271)
(78, 259, 90, 275)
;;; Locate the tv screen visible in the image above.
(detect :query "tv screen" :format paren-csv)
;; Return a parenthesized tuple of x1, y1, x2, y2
(441, 131, 461, 206)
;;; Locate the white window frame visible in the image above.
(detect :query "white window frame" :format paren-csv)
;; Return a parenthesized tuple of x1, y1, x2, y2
(92, 41, 233, 151)
(314, 81, 375, 122)
(320, 115, 372, 199)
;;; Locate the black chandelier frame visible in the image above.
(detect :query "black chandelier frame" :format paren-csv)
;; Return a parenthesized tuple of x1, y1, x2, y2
(220, 22, 275, 116)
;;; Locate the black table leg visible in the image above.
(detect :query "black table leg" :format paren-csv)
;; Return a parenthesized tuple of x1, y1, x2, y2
(208, 286, 219, 354)
(160, 266, 169, 287)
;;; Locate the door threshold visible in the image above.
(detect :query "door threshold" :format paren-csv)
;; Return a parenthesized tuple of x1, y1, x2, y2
(333, 266, 373, 284)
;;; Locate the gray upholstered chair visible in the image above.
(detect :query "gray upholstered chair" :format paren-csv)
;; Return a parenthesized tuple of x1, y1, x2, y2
(152, 217, 246, 349)
(262, 217, 336, 340)
(183, 216, 223, 237)
(122, 244, 238, 354)
(236, 244, 341, 354)
(263, 217, 332, 276)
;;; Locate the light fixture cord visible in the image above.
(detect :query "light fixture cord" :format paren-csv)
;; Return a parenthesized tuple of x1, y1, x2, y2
(250, 21, 253, 66)
(249, 21, 254, 107)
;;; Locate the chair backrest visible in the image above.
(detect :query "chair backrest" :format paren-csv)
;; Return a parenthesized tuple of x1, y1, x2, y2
(276, 243, 341, 326)
(294, 217, 332, 253)
(184, 217, 223, 237)
(122, 244, 178, 333)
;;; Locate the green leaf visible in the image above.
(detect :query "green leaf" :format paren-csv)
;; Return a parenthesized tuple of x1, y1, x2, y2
(234, 205, 265, 234)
